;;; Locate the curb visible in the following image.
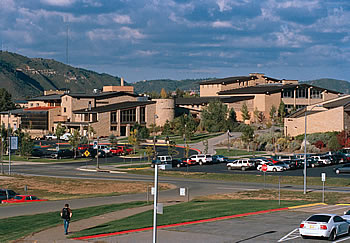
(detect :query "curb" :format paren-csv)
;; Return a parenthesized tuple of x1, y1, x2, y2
(73, 207, 290, 240)
(288, 203, 327, 209)
(77, 167, 127, 174)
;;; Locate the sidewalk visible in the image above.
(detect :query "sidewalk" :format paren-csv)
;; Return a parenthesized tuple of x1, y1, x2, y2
(19, 205, 155, 242)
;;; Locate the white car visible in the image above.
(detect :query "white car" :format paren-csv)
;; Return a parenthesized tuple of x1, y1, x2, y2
(226, 159, 255, 171)
(257, 162, 284, 172)
(299, 214, 350, 241)
(189, 154, 212, 165)
(342, 210, 350, 221)
(60, 132, 71, 141)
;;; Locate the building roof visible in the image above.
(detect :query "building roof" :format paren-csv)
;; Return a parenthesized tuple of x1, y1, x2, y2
(199, 75, 282, 85)
(322, 95, 350, 109)
(73, 101, 155, 114)
(0, 108, 49, 115)
(27, 94, 63, 101)
(218, 83, 342, 95)
(175, 96, 254, 105)
(66, 91, 139, 100)
(24, 106, 59, 111)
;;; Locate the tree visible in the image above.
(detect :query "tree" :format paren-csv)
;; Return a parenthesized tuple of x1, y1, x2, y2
(278, 101, 286, 124)
(109, 134, 118, 147)
(269, 105, 277, 123)
(329, 135, 342, 151)
(174, 114, 198, 140)
(162, 120, 172, 136)
(160, 88, 168, 98)
(55, 123, 66, 150)
(0, 88, 16, 112)
(241, 103, 250, 121)
(228, 108, 237, 123)
(133, 123, 149, 139)
(202, 100, 228, 132)
(19, 132, 33, 159)
(128, 129, 140, 153)
(257, 112, 265, 124)
(69, 130, 80, 159)
(202, 139, 208, 154)
(241, 125, 254, 150)
(167, 141, 177, 157)
(146, 146, 154, 162)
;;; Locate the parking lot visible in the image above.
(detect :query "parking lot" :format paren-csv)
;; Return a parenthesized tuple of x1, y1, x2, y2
(88, 204, 350, 243)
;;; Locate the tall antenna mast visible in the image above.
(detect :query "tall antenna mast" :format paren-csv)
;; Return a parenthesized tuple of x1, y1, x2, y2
(66, 23, 69, 64)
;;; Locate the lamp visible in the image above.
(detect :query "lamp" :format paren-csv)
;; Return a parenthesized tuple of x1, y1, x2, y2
(304, 104, 322, 194)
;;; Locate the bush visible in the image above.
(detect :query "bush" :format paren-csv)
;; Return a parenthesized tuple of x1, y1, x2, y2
(288, 140, 301, 152)
(265, 143, 274, 151)
(314, 140, 325, 149)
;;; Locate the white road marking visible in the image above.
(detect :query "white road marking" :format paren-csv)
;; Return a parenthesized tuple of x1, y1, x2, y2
(278, 228, 300, 242)
(327, 206, 350, 212)
(334, 235, 350, 242)
(308, 205, 340, 211)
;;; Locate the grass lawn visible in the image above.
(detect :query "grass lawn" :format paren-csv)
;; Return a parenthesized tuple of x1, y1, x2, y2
(129, 169, 350, 188)
(0, 201, 147, 243)
(215, 148, 266, 157)
(157, 132, 223, 145)
(71, 199, 310, 238)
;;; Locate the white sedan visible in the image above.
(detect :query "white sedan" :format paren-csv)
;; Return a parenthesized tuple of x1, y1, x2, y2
(257, 162, 284, 172)
(299, 214, 350, 241)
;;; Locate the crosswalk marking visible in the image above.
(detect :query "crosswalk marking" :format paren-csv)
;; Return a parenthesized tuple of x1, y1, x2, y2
(278, 228, 300, 242)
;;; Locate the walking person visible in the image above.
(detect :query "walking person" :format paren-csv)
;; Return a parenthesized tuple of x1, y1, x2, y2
(60, 203, 72, 235)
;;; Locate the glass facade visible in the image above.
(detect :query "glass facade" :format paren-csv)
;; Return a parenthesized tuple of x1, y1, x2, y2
(121, 108, 136, 123)
(21, 112, 48, 130)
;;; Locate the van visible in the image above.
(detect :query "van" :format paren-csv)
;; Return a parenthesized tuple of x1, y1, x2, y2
(151, 155, 173, 168)
(98, 145, 111, 155)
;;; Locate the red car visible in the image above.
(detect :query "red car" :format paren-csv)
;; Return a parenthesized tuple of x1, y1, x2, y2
(110, 146, 133, 155)
(2, 195, 48, 204)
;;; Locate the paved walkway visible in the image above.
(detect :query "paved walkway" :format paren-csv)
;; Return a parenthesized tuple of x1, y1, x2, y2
(19, 205, 155, 242)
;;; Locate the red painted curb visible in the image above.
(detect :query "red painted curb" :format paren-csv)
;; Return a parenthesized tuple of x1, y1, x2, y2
(73, 207, 289, 240)
(175, 145, 201, 153)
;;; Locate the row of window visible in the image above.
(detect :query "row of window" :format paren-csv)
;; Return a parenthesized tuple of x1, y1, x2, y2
(111, 107, 146, 124)
(282, 89, 323, 99)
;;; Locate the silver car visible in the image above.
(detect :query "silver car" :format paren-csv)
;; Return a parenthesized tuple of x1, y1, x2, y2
(299, 214, 350, 241)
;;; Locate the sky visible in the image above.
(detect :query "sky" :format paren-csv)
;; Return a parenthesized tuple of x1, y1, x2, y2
(1, 0, 350, 83)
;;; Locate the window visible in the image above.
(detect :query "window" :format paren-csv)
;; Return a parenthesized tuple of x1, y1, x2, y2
(110, 126, 117, 131)
(121, 108, 136, 123)
(111, 112, 117, 123)
(64, 107, 66, 113)
(282, 89, 294, 98)
(296, 88, 308, 98)
(91, 113, 97, 122)
(140, 107, 145, 123)
(311, 89, 322, 99)
(84, 114, 89, 121)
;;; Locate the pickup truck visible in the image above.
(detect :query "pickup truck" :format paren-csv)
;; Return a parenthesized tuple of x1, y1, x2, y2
(110, 146, 133, 155)
(45, 132, 71, 141)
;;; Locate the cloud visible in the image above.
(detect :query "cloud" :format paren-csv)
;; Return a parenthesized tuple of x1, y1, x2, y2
(119, 27, 146, 40)
(87, 29, 116, 41)
(40, 0, 76, 7)
(273, 26, 311, 48)
(137, 50, 159, 56)
(113, 15, 132, 24)
(216, 0, 232, 12)
(212, 20, 232, 28)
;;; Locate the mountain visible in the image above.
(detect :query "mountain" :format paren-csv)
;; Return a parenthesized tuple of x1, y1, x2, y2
(301, 78, 350, 94)
(132, 78, 204, 94)
(0, 51, 122, 99)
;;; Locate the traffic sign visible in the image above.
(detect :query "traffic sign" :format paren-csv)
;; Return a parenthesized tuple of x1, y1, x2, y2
(93, 140, 98, 149)
(84, 150, 90, 157)
(321, 173, 326, 182)
(261, 164, 268, 172)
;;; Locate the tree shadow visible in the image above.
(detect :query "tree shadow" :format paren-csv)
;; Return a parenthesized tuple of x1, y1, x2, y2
(235, 230, 277, 243)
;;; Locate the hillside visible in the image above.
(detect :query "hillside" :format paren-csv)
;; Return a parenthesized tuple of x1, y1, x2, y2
(0, 51, 122, 99)
(133, 78, 204, 94)
(301, 78, 350, 94)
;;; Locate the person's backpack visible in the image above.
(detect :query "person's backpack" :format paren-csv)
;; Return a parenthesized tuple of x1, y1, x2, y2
(61, 208, 70, 219)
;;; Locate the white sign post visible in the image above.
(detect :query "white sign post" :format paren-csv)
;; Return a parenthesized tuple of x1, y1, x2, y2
(180, 188, 186, 196)
(153, 164, 158, 243)
(321, 173, 326, 203)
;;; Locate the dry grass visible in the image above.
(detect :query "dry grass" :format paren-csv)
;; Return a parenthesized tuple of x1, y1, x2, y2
(0, 175, 175, 200)
(197, 189, 350, 204)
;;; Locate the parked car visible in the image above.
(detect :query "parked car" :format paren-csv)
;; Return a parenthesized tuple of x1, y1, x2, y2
(2, 195, 48, 204)
(189, 154, 212, 165)
(77, 144, 90, 151)
(334, 163, 350, 174)
(271, 154, 297, 161)
(299, 214, 350, 241)
(51, 149, 74, 159)
(312, 155, 332, 166)
(45, 134, 57, 140)
(257, 162, 284, 172)
(212, 155, 228, 163)
(60, 133, 72, 141)
(181, 158, 196, 166)
(110, 146, 134, 155)
(274, 161, 290, 170)
(342, 210, 350, 221)
(226, 159, 255, 171)
(151, 155, 173, 168)
(171, 158, 187, 168)
(0, 189, 17, 202)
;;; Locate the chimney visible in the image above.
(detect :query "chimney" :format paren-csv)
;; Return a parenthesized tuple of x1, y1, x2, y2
(121, 77, 124, 86)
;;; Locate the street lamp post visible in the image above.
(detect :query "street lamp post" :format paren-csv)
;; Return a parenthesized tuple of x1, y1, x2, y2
(153, 114, 158, 160)
(304, 104, 321, 194)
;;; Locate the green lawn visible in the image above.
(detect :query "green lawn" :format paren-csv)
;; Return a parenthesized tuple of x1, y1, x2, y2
(0, 201, 147, 243)
(215, 148, 266, 157)
(72, 199, 310, 238)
